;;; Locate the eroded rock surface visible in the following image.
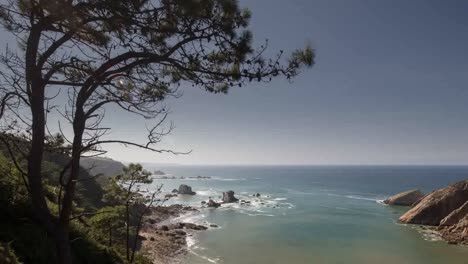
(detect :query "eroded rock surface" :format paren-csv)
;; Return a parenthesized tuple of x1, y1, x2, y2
(384, 189, 424, 206)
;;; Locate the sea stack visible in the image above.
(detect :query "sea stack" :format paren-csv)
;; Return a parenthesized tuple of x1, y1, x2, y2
(383, 189, 425, 206)
(222, 190, 239, 203)
(178, 184, 196, 195)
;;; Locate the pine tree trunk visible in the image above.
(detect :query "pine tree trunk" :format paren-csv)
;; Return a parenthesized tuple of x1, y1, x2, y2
(109, 220, 113, 247)
(55, 229, 73, 264)
(126, 202, 130, 261)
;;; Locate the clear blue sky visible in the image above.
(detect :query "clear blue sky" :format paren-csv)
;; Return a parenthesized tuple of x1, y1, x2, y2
(4, 0, 468, 165)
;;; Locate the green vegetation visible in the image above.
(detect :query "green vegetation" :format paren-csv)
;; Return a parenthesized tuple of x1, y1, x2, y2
(0, 242, 21, 264)
(0, 147, 151, 263)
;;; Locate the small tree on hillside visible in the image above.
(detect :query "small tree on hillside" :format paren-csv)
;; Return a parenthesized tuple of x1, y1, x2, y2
(103, 163, 163, 263)
(0, 0, 315, 262)
(89, 205, 125, 248)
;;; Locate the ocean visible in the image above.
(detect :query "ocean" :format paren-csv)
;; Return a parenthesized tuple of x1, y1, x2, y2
(144, 165, 468, 264)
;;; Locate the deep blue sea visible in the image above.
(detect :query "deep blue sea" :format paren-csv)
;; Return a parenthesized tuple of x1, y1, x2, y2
(143, 165, 468, 264)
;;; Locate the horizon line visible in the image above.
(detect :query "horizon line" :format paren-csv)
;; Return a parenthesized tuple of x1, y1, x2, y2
(115, 161, 468, 167)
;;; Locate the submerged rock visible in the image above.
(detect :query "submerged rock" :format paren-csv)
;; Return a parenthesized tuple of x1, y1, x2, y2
(240, 199, 251, 205)
(165, 193, 177, 198)
(384, 189, 425, 206)
(222, 190, 238, 203)
(178, 184, 196, 195)
(183, 223, 208, 231)
(399, 180, 468, 225)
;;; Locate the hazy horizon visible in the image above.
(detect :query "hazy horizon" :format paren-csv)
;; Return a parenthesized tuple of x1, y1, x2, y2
(126, 160, 468, 167)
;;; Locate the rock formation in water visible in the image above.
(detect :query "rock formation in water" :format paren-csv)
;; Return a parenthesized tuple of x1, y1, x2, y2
(207, 198, 221, 208)
(178, 184, 196, 195)
(383, 189, 425, 206)
(153, 170, 165, 175)
(222, 190, 238, 203)
(398, 179, 468, 245)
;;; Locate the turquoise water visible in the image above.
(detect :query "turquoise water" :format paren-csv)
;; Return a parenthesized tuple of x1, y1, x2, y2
(145, 165, 468, 264)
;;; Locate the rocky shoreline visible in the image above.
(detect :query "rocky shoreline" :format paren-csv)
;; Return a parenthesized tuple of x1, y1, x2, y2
(385, 179, 468, 245)
(138, 186, 265, 263)
(139, 204, 213, 264)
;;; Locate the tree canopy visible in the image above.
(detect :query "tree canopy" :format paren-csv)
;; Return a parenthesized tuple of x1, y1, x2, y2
(0, 1, 315, 263)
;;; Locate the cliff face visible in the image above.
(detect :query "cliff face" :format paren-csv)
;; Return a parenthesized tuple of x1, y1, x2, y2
(397, 179, 468, 245)
(399, 180, 468, 225)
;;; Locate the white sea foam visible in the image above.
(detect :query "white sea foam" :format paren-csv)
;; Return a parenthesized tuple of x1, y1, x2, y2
(186, 234, 220, 263)
(325, 192, 382, 203)
(205, 193, 296, 218)
(186, 235, 197, 248)
(407, 225, 443, 242)
(215, 178, 246, 181)
(167, 211, 206, 225)
(345, 195, 378, 201)
(376, 199, 386, 205)
(421, 231, 443, 242)
(239, 211, 275, 217)
(282, 188, 318, 196)
(196, 189, 219, 197)
(282, 202, 295, 209)
(286, 188, 384, 203)
(188, 250, 220, 264)
(273, 197, 287, 201)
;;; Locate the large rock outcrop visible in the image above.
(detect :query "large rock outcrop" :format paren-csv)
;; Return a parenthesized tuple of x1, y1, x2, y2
(396, 179, 468, 245)
(399, 180, 468, 225)
(384, 189, 424, 206)
(222, 190, 238, 203)
(178, 184, 196, 195)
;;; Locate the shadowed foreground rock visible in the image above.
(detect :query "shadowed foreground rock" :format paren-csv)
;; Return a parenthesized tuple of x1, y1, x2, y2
(384, 189, 425, 206)
(440, 200, 468, 226)
(398, 179, 468, 245)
